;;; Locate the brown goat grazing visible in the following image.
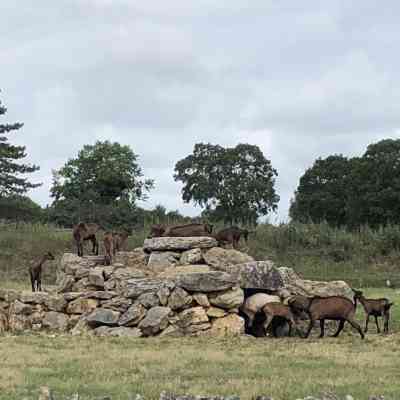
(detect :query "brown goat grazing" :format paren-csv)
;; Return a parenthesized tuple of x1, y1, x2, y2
(353, 289, 394, 334)
(73, 222, 100, 256)
(262, 302, 299, 337)
(112, 230, 130, 255)
(148, 223, 213, 238)
(288, 295, 365, 339)
(103, 232, 114, 266)
(29, 252, 55, 292)
(214, 226, 253, 249)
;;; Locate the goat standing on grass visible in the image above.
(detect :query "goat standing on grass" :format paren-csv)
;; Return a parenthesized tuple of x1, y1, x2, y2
(288, 295, 365, 339)
(29, 252, 55, 292)
(353, 289, 394, 334)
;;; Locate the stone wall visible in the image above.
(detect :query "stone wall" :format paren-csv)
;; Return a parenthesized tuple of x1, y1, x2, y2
(0, 237, 353, 338)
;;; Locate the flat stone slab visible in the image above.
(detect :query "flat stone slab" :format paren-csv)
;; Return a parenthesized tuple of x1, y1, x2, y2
(175, 271, 237, 292)
(143, 237, 218, 252)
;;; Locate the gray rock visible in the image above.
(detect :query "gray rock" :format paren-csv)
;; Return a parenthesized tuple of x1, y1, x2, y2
(19, 291, 49, 304)
(159, 325, 184, 337)
(206, 307, 227, 318)
(57, 274, 75, 293)
(119, 303, 147, 326)
(12, 300, 33, 315)
(94, 326, 143, 337)
(83, 291, 117, 300)
(209, 314, 245, 336)
(44, 295, 67, 312)
(87, 308, 121, 327)
(88, 268, 105, 288)
(193, 293, 210, 307)
(209, 287, 244, 310)
(178, 307, 209, 328)
(112, 267, 147, 280)
(125, 278, 174, 299)
(42, 311, 69, 331)
(175, 271, 236, 292)
(101, 297, 133, 312)
(180, 248, 204, 265)
(67, 298, 98, 314)
(138, 306, 171, 336)
(138, 292, 160, 308)
(63, 292, 83, 301)
(144, 237, 218, 252)
(184, 322, 211, 334)
(114, 248, 148, 268)
(157, 286, 171, 306)
(148, 251, 180, 271)
(204, 247, 254, 269)
(168, 287, 193, 311)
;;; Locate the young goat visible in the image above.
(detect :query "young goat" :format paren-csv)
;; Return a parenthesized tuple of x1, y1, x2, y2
(29, 252, 55, 292)
(103, 232, 114, 266)
(262, 302, 299, 337)
(288, 295, 365, 339)
(112, 230, 130, 255)
(352, 289, 394, 334)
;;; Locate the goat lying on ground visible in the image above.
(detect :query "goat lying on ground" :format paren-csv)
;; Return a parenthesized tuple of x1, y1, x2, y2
(112, 230, 130, 255)
(288, 295, 365, 339)
(353, 289, 394, 334)
(73, 222, 100, 257)
(29, 252, 55, 292)
(148, 223, 213, 238)
(103, 232, 114, 266)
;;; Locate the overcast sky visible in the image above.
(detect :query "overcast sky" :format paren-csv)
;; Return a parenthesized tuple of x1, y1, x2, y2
(2, 1, 400, 222)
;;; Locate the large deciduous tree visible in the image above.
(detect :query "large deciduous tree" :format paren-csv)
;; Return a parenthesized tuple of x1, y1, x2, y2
(0, 93, 40, 196)
(174, 143, 279, 225)
(50, 141, 154, 226)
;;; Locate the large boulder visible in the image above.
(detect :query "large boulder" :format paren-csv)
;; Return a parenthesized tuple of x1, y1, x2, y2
(86, 309, 121, 327)
(57, 275, 75, 293)
(138, 306, 171, 336)
(101, 297, 132, 313)
(208, 287, 244, 310)
(175, 271, 237, 292)
(204, 247, 254, 269)
(215, 260, 284, 290)
(114, 249, 148, 268)
(168, 288, 193, 311)
(44, 295, 68, 312)
(66, 298, 98, 314)
(119, 303, 147, 326)
(158, 265, 211, 278)
(180, 249, 204, 265)
(125, 278, 174, 299)
(209, 314, 245, 336)
(147, 251, 180, 272)
(88, 268, 105, 288)
(42, 312, 69, 331)
(143, 237, 218, 252)
(178, 306, 209, 328)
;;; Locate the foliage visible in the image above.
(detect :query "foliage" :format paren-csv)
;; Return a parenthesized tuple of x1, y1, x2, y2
(174, 143, 279, 224)
(0, 195, 43, 223)
(0, 93, 40, 195)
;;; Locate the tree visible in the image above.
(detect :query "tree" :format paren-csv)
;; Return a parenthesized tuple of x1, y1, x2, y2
(174, 143, 279, 225)
(289, 155, 352, 226)
(50, 141, 154, 226)
(0, 195, 43, 223)
(0, 93, 40, 195)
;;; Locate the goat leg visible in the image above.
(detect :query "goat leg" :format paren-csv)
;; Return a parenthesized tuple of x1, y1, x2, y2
(375, 316, 381, 334)
(319, 319, 325, 338)
(30, 272, 35, 292)
(332, 320, 345, 337)
(263, 314, 274, 336)
(304, 317, 314, 338)
(347, 318, 365, 339)
(365, 315, 370, 333)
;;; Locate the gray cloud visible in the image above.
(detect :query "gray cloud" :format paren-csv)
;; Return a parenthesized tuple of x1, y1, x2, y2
(2, 1, 400, 222)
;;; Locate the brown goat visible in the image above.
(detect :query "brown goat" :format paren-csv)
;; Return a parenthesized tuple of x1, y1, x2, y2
(148, 223, 213, 238)
(112, 230, 130, 255)
(103, 232, 114, 266)
(29, 252, 55, 292)
(214, 226, 253, 249)
(353, 289, 394, 334)
(262, 302, 299, 337)
(73, 222, 100, 256)
(288, 295, 364, 339)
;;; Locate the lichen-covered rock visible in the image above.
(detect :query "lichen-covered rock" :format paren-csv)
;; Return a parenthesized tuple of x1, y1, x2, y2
(67, 298, 98, 314)
(204, 247, 254, 269)
(158, 265, 211, 278)
(88, 268, 105, 288)
(60, 253, 82, 272)
(19, 291, 49, 304)
(42, 311, 69, 331)
(86, 309, 121, 327)
(148, 251, 180, 272)
(125, 278, 174, 299)
(83, 291, 117, 300)
(58, 275, 75, 293)
(178, 307, 209, 328)
(44, 295, 68, 312)
(63, 292, 82, 301)
(114, 248, 148, 268)
(217, 261, 284, 290)
(168, 288, 192, 311)
(12, 300, 33, 315)
(193, 293, 210, 307)
(159, 324, 184, 337)
(138, 306, 171, 336)
(70, 317, 93, 336)
(209, 314, 245, 336)
(144, 237, 218, 252)
(157, 286, 171, 306)
(175, 271, 236, 292)
(101, 297, 132, 313)
(206, 307, 227, 318)
(75, 266, 90, 279)
(184, 322, 211, 334)
(119, 303, 146, 326)
(94, 326, 143, 337)
(138, 292, 160, 308)
(112, 268, 147, 281)
(209, 287, 244, 310)
(180, 249, 204, 265)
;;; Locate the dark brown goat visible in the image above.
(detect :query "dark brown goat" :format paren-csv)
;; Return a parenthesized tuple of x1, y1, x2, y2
(112, 230, 130, 255)
(353, 289, 394, 334)
(73, 222, 100, 256)
(288, 295, 365, 339)
(214, 226, 253, 249)
(148, 223, 213, 238)
(103, 232, 114, 266)
(262, 302, 299, 337)
(29, 252, 55, 292)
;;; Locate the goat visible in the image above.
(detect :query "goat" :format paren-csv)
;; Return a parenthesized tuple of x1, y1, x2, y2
(29, 252, 55, 292)
(112, 230, 130, 255)
(288, 295, 365, 339)
(262, 302, 300, 337)
(148, 223, 213, 238)
(103, 232, 114, 266)
(352, 289, 394, 334)
(73, 222, 100, 256)
(240, 293, 282, 328)
(214, 226, 254, 249)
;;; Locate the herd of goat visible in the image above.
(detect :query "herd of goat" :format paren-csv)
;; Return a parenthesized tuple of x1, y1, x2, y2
(28, 222, 395, 339)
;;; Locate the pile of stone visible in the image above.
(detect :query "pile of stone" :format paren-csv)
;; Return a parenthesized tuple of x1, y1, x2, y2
(0, 236, 354, 338)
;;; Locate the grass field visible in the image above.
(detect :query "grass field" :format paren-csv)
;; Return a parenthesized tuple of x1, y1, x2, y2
(0, 289, 398, 399)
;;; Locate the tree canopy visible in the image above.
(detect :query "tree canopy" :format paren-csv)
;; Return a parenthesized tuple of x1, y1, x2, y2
(0, 93, 40, 196)
(174, 143, 279, 225)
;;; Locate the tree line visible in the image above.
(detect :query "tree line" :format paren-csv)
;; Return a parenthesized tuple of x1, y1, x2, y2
(1, 91, 400, 230)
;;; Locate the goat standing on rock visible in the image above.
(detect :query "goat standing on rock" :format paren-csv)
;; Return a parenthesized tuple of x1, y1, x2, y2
(103, 232, 114, 266)
(288, 295, 365, 339)
(29, 252, 55, 292)
(73, 222, 100, 257)
(352, 289, 394, 334)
